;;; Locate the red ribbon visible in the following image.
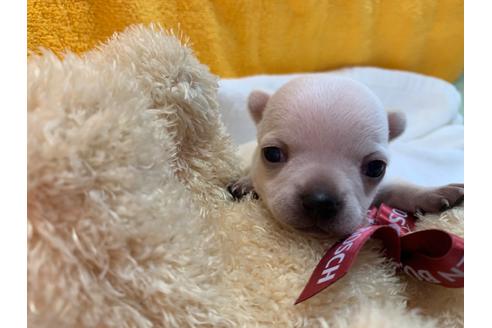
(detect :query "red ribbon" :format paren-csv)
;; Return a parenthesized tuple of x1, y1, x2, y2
(295, 204, 464, 304)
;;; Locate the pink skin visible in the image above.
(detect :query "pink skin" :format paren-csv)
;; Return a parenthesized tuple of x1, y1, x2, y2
(229, 76, 464, 236)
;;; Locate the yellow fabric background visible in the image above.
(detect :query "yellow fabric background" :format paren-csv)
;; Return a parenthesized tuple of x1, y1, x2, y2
(28, 0, 463, 81)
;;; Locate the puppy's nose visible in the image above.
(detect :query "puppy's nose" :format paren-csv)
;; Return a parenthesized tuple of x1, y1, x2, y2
(301, 191, 341, 220)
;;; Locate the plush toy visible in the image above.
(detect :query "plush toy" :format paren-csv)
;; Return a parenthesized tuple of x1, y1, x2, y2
(28, 25, 463, 327)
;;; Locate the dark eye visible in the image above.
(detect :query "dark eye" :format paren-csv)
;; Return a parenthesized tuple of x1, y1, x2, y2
(364, 160, 386, 178)
(262, 147, 285, 163)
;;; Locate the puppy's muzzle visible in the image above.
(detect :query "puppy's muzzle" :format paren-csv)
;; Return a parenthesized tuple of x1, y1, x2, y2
(301, 190, 342, 221)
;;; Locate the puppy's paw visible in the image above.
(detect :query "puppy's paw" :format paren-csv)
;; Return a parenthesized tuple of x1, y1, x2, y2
(416, 183, 464, 213)
(227, 176, 257, 200)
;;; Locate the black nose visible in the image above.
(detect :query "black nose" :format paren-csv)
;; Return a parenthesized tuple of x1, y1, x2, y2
(301, 191, 341, 220)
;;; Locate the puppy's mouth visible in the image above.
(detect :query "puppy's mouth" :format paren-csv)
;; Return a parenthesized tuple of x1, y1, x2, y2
(296, 222, 342, 238)
(297, 225, 326, 234)
(296, 225, 336, 240)
(296, 214, 370, 237)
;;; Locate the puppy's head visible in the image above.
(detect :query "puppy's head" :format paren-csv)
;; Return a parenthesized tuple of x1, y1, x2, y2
(248, 76, 405, 236)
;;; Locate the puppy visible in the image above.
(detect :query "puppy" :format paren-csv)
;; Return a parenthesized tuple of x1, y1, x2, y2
(229, 75, 464, 236)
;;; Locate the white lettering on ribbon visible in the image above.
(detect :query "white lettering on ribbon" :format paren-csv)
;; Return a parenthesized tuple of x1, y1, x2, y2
(417, 270, 441, 284)
(317, 254, 345, 284)
(317, 229, 367, 284)
(438, 256, 464, 282)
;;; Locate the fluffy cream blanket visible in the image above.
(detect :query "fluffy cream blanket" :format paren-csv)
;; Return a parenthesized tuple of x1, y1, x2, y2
(28, 25, 463, 327)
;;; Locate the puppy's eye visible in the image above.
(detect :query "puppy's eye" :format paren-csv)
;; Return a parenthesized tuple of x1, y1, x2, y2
(364, 160, 386, 178)
(262, 147, 285, 163)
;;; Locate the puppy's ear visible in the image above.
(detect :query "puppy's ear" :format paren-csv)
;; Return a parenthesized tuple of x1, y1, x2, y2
(248, 90, 270, 124)
(387, 111, 406, 140)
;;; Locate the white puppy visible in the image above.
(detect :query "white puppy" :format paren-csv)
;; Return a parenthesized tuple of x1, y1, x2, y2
(229, 76, 464, 236)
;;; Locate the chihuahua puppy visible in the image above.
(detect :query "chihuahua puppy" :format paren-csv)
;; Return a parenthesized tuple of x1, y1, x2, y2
(229, 75, 463, 236)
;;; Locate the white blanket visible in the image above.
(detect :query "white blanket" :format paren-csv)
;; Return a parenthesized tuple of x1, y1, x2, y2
(217, 67, 463, 187)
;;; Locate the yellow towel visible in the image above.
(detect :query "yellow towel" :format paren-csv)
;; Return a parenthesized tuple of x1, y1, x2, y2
(28, 0, 463, 81)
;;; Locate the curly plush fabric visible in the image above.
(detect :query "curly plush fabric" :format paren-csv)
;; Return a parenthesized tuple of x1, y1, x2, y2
(27, 0, 463, 81)
(27, 25, 463, 327)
